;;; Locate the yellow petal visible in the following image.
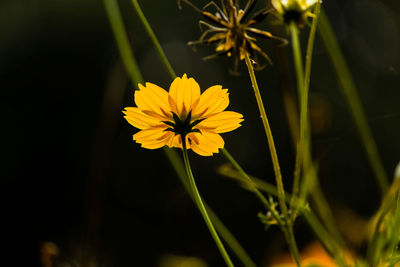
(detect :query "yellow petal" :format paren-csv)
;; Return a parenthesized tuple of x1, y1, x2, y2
(198, 111, 243, 133)
(170, 134, 183, 149)
(191, 143, 213, 156)
(168, 95, 179, 115)
(188, 132, 224, 156)
(134, 128, 173, 149)
(168, 74, 201, 116)
(214, 123, 243, 133)
(188, 133, 200, 146)
(162, 133, 175, 148)
(123, 107, 163, 130)
(142, 82, 169, 106)
(135, 83, 169, 118)
(192, 85, 229, 118)
(133, 127, 169, 142)
(139, 139, 168, 149)
(170, 134, 196, 151)
(201, 131, 225, 148)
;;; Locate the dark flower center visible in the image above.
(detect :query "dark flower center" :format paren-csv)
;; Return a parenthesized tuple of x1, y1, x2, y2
(163, 111, 205, 137)
(283, 9, 303, 24)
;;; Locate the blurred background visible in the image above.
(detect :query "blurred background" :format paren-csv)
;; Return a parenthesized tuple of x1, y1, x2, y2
(1, 0, 399, 266)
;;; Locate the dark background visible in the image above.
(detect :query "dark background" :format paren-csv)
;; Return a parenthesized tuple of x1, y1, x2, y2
(1, 0, 400, 266)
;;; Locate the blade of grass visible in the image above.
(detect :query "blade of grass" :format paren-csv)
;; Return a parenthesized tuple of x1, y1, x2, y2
(318, 9, 389, 194)
(131, 0, 176, 79)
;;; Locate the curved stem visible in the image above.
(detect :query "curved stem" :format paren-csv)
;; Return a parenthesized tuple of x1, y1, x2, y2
(182, 139, 234, 267)
(244, 53, 301, 266)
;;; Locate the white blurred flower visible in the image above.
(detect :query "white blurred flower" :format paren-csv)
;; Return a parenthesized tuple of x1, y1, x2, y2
(271, 0, 321, 26)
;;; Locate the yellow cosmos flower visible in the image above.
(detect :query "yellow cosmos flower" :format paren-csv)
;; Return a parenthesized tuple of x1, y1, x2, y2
(123, 74, 244, 156)
(272, 0, 319, 26)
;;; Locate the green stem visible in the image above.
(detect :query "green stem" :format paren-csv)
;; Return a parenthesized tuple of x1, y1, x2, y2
(290, 22, 307, 215)
(304, 3, 321, 98)
(318, 9, 389, 194)
(244, 53, 288, 219)
(290, 23, 305, 101)
(131, 0, 176, 79)
(244, 53, 301, 266)
(297, 2, 321, 206)
(286, 225, 301, 266)
(182, 140, 234, 267)
(105, 1, 257, 266)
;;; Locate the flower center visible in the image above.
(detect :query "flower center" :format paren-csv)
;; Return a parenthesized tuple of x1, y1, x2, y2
(163, 111, 205, 137)
(283, 9, 303, 24)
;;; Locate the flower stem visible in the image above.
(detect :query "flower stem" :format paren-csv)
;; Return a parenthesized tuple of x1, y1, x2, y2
(244, 53, 287, 218)
(182, 139, 234, 267)
(318, 9, 388, 194)
(290, 22, 307, 216)
(304, 3, 321, 99)
(297, 2, 320, 205)
(244, 53, 301, 266)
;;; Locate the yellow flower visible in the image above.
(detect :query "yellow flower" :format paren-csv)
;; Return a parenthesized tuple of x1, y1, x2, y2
(272, 0, 319, 26)
(123, 74, 244, 156)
